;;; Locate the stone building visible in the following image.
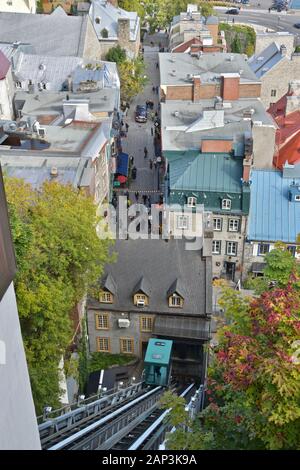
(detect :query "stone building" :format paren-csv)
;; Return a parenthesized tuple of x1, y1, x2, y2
(87, 238, 212, 383)
(89, 0, 140, 60)
(249, 40, 300, 108)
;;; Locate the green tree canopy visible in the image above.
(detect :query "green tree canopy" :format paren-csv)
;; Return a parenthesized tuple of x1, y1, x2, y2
(162, 280, 300, 449)
(5, 177, 112, 414)
(105, 45, 127, 64)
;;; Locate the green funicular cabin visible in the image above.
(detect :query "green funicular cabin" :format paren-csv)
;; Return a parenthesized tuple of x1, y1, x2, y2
(144, 339, 173, 387)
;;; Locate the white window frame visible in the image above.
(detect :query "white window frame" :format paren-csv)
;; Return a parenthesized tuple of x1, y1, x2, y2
(213, 218, 222, 231)
(226, 241, 237, 256)
(187, 196, 197, 207)
(271, 89, 277, 97)
(295, 195, 300, 201)
(222, 199, 231, 210)
(228, 218, 239, 232)
(176, 215, 189, 230)
(212, 240, 221, 255)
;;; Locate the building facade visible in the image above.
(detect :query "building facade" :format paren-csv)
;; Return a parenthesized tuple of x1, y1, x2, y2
(0, 51, 14, 120)
(87, 238, 212, 383)
(0, 0, 36, 13)
(0, 164, 41, 449)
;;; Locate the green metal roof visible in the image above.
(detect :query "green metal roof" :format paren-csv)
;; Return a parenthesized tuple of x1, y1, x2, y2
(144, 339, 173, 366)
(168, 152, 244, 193)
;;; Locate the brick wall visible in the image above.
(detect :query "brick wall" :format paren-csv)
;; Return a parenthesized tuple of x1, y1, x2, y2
(239, 83, 261, 99)
(201, 140, 233, 153)
(206, 24, 218, 45)
(166, 85, 193, 100)
(222, 76, 240, 100)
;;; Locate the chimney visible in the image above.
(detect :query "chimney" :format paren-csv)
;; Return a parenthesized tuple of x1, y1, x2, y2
(67, 75, 73, 92)
(192, 75, 201, 102)
(118, 17, 130, 45)
(243, 157, 252, 182)
(280, 44, 287, 57)
(221, 73, 240, 101)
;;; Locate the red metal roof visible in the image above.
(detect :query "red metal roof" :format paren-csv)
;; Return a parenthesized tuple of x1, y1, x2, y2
(268, 93, 300, 169)
(0, 51, 10, 80)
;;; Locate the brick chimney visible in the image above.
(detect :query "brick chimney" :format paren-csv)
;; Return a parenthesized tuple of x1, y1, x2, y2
(118, 17, 130, 46)
(243, 157, 251, 182)
(221, 73, 240, 101)
(192, 75, 201, 102)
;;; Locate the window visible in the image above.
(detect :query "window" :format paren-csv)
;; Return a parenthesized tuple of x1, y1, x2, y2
(228, 219, 239, 232)
(226, 241, 237, 256)
(176, 215, 189, 229)
(101, 28, 108, 38)
(287, 245, 296, 257)
(212, 240, 221, 254)
(222, 199, 231, 210)
(169, 294, 183, 308)
(99, 291, 113, 303)
(120, 338, 134, 354)
(15, 81, 22, 89)
(213, 218, 222, 231)
(295, 195, 300, 202)
(187, 196, 197, 207)
(258, 243, 270, 256)
(271, 89, 277, 97)
(95, 17, 101, 24)
(140, 316, 153, 332)
(134, 293, 148, 306)
(95, 313, 109, 330)
(96, 337, 110, 352)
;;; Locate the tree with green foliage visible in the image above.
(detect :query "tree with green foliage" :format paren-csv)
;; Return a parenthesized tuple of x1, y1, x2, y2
(105, 45, 127, 64)
(200, 2, 214, 18)
(4, 177, 112, 414)
(162, 279, 300, 449)
(119, 56, 147, 102)
(231, 35, 242, 53)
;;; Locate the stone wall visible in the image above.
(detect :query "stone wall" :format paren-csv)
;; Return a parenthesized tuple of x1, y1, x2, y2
(118, 17, 140, 59)
(260, 54, 300, 108)
(255, 32, 295, 58)
(83, 15, 103, 60)
(252, 123, 276, 168)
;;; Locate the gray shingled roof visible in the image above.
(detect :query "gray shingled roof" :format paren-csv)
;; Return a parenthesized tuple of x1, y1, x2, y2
(0, 7, 89, 57)
(132, 276, 152, 296)
(103, 273, 117, 295)
(89, 238, 212, 316)
(167, 278, 186, 298)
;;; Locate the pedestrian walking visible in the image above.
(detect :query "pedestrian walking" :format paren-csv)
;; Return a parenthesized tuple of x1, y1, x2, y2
(142, 194, 147, 205)
(148, 195, 152, 207)
(125, 123, 129, 132)
(154, 161, 157, 170)
(156, 86, 159, 94)
(151, 127, 154, 136)
(121, 120, 124, 127)
(125, 190, 129, 199)
(135, 191, 139, 201)
(149, 159, 153, 170)
(152, 85, 155, 93)
(156, 62, 159, 69)
(130, 155, 134, 165)
(144, 146, 148, 158)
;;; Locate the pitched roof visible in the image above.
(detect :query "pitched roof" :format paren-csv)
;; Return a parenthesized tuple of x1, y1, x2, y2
(248, 168, 300, 243)
(89, 238, 212, 316)
(167, 278, 186, 298)
(102, 273, 117, 295)
(169, 152, 244, 193)
(248, 42, 284, 78)
(0, 8, 90, 57)
(89, 0, 139, 41)
(133, 276, 151, 296)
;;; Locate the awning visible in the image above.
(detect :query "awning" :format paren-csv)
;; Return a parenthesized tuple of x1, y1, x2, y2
(116, 152, 129, 176)
(154, 316, 211, 341)
(117, 175, 127, 184)
(252, 262, 266, 273)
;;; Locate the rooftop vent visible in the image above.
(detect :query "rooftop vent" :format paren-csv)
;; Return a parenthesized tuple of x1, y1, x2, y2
(39, 63, 46, 71)
(174, 111, 180, 117)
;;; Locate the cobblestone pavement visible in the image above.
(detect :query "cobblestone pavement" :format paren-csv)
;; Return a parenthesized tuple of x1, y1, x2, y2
(117, 39, 167, 204)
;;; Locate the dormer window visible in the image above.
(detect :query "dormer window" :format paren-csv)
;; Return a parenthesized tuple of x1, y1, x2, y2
(101, 28, 108, 38)
(169, 293, 183, 308)
(134, 293, 149, 306)
(222, 198, 231, 210)
(187, 196, 197, 207)
(95, 17, 101, 25)
(99, 291, 113, 303)
(295, 195, 300, 202)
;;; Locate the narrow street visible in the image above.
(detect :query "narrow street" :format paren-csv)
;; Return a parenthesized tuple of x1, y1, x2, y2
(117, 37, 166, 204)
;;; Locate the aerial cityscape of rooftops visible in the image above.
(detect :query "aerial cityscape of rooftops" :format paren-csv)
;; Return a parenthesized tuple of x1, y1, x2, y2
(0, 0, 299, 456)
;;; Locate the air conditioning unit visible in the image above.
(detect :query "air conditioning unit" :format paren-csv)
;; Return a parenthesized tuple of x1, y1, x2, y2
(118, 319, 130, 328)
(136, 300, 145, 307)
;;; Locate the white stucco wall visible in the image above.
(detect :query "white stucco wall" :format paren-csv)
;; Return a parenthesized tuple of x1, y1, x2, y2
(0, 0, 36, 14)
(0, 282, 41, 450)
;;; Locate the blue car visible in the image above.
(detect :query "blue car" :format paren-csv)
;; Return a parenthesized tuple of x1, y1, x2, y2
(135, 105, 147, 123)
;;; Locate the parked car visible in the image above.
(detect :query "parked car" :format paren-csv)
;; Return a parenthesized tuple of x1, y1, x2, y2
(226, 8, 240, 14)
(135, 105, 147, 123)
(294, 23, 300, 29)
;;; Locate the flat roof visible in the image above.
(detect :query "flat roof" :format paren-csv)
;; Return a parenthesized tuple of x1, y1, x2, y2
(159, 52, 259, 86)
